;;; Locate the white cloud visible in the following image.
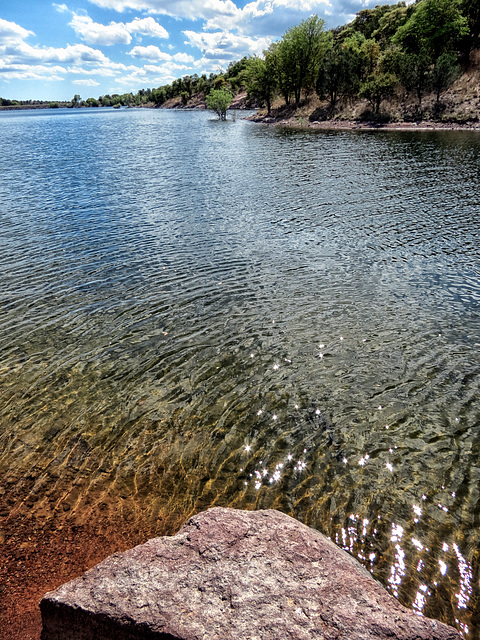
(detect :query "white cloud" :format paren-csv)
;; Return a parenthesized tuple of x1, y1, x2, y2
(0, 62, 67, 81)
(183, 29, 270, 61)
(72, 78, 101, 86)
(110, 59, 194, 91)
(3, 42, 110, 65)
(167, 62, 190, 71)
(110, 68, 149, 87)
(143, 63, 168, 72)
(87, 0, 240, 21)
(67, 64, 119, 77)
(69, 13, 169, 45)
(204, 0, 332, 36)
(128, 44, 172, 61)
(0, 12, 171, 96)
(70, 15, 132, 45)
(86, 0, 333, 31)
(0, 17, 121, 88)
(0, 18, 35, 45)
(127, 45, 195, 66)
(52, 3, 69, 12)
(172, 52, 194, 63)
(126, 17, 168, 39)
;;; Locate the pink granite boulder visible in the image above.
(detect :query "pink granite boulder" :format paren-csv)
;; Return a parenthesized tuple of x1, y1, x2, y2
(40, 507, 461, 640)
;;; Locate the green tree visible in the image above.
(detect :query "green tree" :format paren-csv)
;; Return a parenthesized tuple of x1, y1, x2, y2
(341, 32, 381, 89)
(171, 77, 184, 97)
(183, 76, 193, 98)
(431, 52, 461, 102)
(460, 0, 480, 52)
(316, 38, 356, 107)
(151, 88, 165, 105)
(342, 4, 395, 40)
(71, 94, 81, 107)
(195, 74, 209, 95)
(269, 41, 295, 105)
(225, 57, 249, 92)
(394, 0, 469, 60)
(245, 53, 277, 114)
(226, 57, 249, 79)
(359, 72, 397, 113)
(397, 50, 431, 104)
(212, 75, 227, 90)
(206, 88, 233, 120)
(278, 15, 327, 105)
(372, 3, 410, 45)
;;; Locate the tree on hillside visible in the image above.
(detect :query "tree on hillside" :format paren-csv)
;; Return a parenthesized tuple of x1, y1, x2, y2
(340, 32, 381, 90)
(225, 57, 249, 92)
(394, 0, 469, 60)
(342, 4, 397, 40)
(372, 3, 411, 45)
(460, 0, 480, 53)
(182, 76, 193, 99)
(396, 50, 431, 104)
(359, 72, 398, 113)
(316, 39, 356, 107)
(245, 53, 277, 114)
(278, 15, 327, 105)
(152, 87, 167, 105)
(431, 52, 461, 102)
(206, 88, 233, 120)
(213, 75, 227, 90)
(269, 41, 295, 105)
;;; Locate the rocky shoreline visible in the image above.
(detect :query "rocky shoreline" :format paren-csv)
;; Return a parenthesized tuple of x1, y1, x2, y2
(247, 112, 480, 132)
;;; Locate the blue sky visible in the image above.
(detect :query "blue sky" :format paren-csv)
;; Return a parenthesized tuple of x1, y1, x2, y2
(0, 0, 384, 101)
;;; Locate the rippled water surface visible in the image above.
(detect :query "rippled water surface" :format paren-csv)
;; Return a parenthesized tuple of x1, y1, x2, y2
(1, 107, 480, 635)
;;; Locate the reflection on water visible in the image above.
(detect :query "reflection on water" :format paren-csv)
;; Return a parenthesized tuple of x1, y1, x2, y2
(1, 108, 480, 636)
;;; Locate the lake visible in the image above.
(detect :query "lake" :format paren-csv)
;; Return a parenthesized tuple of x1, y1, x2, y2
(1, 107, 480, 637)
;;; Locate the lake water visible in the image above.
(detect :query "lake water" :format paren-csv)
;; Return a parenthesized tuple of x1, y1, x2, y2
(1, 107, 480, 636)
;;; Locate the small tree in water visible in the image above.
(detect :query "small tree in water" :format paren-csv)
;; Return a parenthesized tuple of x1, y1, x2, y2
(206, 88, 233, 120)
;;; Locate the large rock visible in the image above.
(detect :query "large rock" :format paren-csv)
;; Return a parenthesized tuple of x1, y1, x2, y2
(40, 507, 461, 640)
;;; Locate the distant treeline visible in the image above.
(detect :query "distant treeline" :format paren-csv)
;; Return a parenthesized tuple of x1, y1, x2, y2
(2, 0, 478, 116)
(0, 72, 229, 109)
(84, 66, 243, 108)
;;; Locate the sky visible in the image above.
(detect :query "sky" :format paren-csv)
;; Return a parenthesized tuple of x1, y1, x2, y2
(0, 0, 387, 102)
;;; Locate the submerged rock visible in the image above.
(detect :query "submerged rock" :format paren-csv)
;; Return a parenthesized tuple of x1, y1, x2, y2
(40, 507, 461, 640)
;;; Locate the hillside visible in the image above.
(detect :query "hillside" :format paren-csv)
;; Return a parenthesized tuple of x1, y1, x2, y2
(255, 48, 480, 128)
(154, 51, 480, 129)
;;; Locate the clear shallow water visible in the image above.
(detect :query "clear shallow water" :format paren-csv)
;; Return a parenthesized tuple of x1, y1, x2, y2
(1, 107, 480, 635)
